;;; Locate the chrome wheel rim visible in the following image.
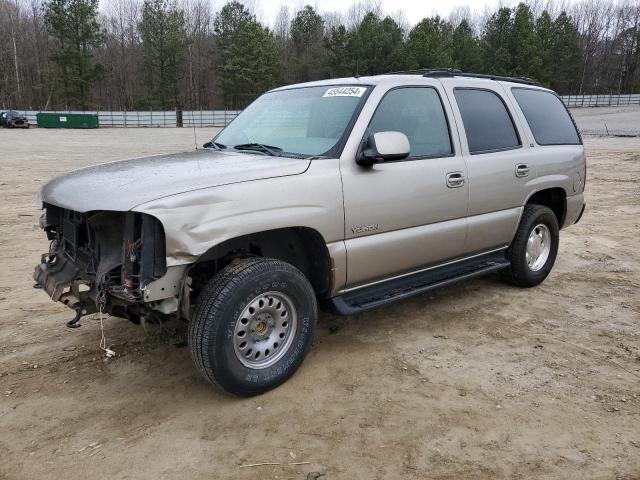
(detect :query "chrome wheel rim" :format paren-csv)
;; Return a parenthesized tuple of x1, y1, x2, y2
(526, 223, 551, 272)
(233, 291, 297, 369)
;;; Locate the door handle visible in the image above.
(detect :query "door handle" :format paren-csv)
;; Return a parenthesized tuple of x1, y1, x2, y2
(515, 164, 530, 177)
(446, 171, 465, 188)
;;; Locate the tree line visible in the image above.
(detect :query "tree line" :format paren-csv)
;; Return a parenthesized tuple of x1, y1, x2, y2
(0, 0, 639, 110)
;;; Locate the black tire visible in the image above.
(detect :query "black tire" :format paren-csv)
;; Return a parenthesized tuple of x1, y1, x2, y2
(502, 204, 559, 287)
(188, 257, 317, 396)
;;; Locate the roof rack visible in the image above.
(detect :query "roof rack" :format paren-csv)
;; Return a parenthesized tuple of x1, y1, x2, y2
(387, 68, 541, 86)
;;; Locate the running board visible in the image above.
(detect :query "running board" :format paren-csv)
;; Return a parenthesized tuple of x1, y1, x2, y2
(327, 251, 510, 315)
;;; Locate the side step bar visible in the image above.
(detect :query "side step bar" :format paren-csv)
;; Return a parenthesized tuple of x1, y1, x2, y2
(327, 251, 510, 315)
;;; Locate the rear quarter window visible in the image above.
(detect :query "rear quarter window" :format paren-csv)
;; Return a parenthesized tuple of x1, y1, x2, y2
(512, 88, 581, 145)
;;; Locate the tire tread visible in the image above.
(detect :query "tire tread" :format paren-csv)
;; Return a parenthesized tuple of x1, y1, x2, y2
(503, 204, 559, 287)
(188, 257, 316, 395)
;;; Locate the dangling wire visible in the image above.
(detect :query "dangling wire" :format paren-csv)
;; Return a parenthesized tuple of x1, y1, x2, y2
(97, 290, 115, 358)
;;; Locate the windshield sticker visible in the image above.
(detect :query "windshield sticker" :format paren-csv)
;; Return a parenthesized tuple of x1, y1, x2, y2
(323, 87, 367, 98)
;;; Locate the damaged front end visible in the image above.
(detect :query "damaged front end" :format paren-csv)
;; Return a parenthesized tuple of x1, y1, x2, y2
(34, 204, 180, 324)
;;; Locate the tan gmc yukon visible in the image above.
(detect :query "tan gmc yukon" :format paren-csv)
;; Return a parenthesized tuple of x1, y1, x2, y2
(34, 70, 586, 396)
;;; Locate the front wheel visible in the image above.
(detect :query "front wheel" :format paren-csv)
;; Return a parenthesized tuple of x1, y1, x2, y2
(502, 204, 559, 287)
(189, 257, 317, 396)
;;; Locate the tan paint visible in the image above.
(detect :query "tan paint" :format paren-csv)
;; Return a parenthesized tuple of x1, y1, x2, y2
(40, 74, 587, 302)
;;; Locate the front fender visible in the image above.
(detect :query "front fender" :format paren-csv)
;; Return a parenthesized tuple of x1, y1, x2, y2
(133, 159, 344, 267)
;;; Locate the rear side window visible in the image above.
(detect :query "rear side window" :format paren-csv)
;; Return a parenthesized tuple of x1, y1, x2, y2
(454, 88, 520, 154)
(512, 88, 581, 145)
(368, 87, 452, 158)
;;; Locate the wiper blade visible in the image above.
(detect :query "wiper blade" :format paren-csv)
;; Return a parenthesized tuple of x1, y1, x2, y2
(202, 141, 226, 150)
(233, 143, 282, 156)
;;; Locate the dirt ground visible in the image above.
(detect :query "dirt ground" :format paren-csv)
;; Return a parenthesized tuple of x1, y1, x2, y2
(570, 106, 640, 136)
(0, 126, 639, 480)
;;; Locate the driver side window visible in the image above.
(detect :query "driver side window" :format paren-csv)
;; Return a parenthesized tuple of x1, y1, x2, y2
(368, 87, 453, 159)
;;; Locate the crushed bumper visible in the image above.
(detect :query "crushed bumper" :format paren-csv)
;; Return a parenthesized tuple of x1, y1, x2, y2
(8, 119, 29, 128)
(33, 252, 97, 313)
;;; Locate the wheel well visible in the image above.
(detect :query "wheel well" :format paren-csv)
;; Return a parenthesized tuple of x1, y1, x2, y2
(189, 227, 332, 299)
(527, 188, 566, 227)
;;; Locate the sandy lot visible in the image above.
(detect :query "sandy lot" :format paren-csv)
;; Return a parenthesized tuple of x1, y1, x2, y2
(571, 106, 640, 136)
(0, 127, 639, 480)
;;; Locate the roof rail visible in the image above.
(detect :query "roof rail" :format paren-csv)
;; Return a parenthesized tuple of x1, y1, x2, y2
(387, 68, 541, 86)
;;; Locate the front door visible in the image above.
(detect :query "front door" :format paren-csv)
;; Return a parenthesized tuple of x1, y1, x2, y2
(340, 84, 469, 288)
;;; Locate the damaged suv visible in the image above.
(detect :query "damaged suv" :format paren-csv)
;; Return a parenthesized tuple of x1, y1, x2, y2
(35, 70, 586, 396)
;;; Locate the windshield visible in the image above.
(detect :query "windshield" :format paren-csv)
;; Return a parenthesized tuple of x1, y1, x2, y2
(213, 85, 370, 157)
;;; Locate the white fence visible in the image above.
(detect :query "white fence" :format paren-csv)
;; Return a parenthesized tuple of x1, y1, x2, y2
(16, 110, 241, 127)
(9, 95, 640, 128)
(560, 94, 640, 107)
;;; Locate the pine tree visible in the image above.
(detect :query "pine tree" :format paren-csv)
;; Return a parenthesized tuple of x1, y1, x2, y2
(43, 0, 105, 109)
(405, 16, 454, 69)
(535, 11, 554, 86)
(290, 5, 327, 82)
(138, 0, 187, 109)
(214, 1, 281, 108)
(482, 7, 513, 75)
(348, 13, 404, 75)
(326, 25, 352, 77)
(551, 12, 581, 93)
(451, 20, 483, 72)
(512, 3, 541, 78)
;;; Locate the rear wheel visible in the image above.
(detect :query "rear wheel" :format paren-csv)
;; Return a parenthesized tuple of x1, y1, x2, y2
(189, 257, 317, 396)
(502, 204, 559, 287)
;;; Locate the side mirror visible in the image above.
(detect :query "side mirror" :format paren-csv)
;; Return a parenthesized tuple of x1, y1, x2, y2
(357, 131, 410, 166)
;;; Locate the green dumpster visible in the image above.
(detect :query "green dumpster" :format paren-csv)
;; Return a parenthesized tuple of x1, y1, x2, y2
(36, 112, 99, 129)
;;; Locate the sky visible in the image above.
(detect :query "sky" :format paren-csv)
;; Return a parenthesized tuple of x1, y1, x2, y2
(251, 0, 511, 26)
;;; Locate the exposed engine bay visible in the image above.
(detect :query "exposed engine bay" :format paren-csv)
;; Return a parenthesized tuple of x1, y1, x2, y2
(33, 204, 171, 324)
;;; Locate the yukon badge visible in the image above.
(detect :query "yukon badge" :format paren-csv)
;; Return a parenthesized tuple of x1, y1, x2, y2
(351, 224, 380, 235)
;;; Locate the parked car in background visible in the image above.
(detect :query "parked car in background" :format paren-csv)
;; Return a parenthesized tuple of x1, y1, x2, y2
(1, 111, 30, 128)
(33, 69, 586, 396)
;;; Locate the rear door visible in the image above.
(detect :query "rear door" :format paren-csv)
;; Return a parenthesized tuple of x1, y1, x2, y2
(441, 80, 535, 255)
(340, 82, 469, 288)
